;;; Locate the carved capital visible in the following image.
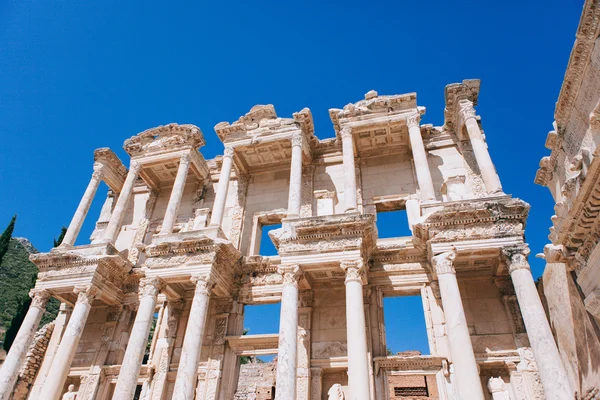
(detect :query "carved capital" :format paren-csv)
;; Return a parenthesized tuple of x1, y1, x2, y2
(291, 131, 304, 148)
(431, 249, 457, 275)
(223, 146, 235, 158)
(191, 273, 214, 296)
(502, 245, 531, 274)
(29, 289, 51, 309)
(129, 161, 142, 174)
(458, 99, 477, 125)
(340, 126, 352, 140)
(277, 264, 302, 287)
(341, 259, 365, 284)
(487, 376, 507, 393)
(92, 162, 105, 180)
(74, 285, 100, 305)
(406, 113, 421, 129)
(179, 153, 191, 167)
(138, 277, 164, 299)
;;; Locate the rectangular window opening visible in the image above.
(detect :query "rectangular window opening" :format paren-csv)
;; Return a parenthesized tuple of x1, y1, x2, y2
(376, 209, 412, 238)
(243, 303, 281, 335)
(235, 354, 277, 400)
(259, 223, 282, 256)
(383, 296, 430, 356)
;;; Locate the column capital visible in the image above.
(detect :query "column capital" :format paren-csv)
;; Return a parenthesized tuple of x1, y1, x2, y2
(191, 273, 214, 296)
(431, 249, 457, 275)
(340, 259, 365, 284)
(291, 131, 304, 148)
(74, 285, 100, 305)
(406, 113, 421, 129)
(179, 153, 192, 166)
(92, 162, 105, 180)
(457, 99, 477, 126)
(487, 376, 506, 393)
(340, 126, 353, 139)
(129, 161, 142, 174)
(29, 289, 51, 309)
(502, 245, 530, 273)
(138, 277, 164, 299)
(277, 264, 303, 287)
(223, 146, 235, 158)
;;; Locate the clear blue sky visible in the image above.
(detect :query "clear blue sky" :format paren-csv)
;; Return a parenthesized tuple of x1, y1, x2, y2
(0, 1, 584, 353)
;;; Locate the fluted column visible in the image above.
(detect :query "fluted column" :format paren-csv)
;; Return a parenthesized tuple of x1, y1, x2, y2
(287, 132, 304, 218)
(340, 127, 358, 213)
(103, 161, 141, 242)
(274, 265, 302, 400)
(431, 250, 484, 400)
(61, 163, 104, 247)
(210, 147, 234, 227)
(458, 100, 502, 194)
(112, 278, 163, 400)
(160, 154, 191, 234)
(0, 290, 50, 400)
(41, 285, 99, 400)
(502, 246, 574, 400)
(172, 274, 213, 399)
(406, 114, 436, 201)
(341, 260, 370, 400)
(487, 377, 509, 400)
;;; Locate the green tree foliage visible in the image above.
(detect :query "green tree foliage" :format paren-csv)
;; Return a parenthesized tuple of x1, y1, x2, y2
(0, 215, 16, 264)
(53, 226, 67, 248)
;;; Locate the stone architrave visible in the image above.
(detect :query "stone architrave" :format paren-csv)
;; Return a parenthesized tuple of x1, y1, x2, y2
(210, 146, 234, 227)
(287, 132, 304, 218)
(172, 274, 214, 399)
(274, 265, 302, 400)
(341, 260, 370, 400)
(340, 127, 358, 212)
(0, 290, 50, 400)
(113, 277, 164, 400)
(40, 285, 99, 400)
(431, 250, 485, 400)
(502, 246, 574, 399)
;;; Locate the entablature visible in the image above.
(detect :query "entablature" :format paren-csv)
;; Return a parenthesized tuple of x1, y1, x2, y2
(94, 148, 127, 193)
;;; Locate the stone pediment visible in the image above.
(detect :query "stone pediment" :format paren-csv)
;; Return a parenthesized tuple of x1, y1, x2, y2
(214, 105, 299, 143)
(123, 123, 205, 157)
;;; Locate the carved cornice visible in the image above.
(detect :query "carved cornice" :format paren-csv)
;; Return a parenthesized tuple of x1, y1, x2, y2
(123, 123, 204, 156)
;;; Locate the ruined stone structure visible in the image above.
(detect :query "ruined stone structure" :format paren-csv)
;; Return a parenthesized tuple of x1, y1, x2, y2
(0, 80, 569, 400)
(534, 0, 600, 398)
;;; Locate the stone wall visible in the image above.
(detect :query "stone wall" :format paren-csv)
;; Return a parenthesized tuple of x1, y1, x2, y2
(387, 374, 439, 400)
(12, 322, 54, 400)
(234, 360, 276, 400)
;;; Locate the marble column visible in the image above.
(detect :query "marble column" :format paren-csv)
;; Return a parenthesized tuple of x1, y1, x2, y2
(431, 250, 484, 400)
(340, 127, 358, 213)
(41, 285, 99, 400)
(287, 132, 304, 218)
(406, 114, 436, 201)
(487, 377, 509, 400)
(341, 260, 370, 400)
(61, 163, 104, 247)
(172, 274, 213, 399)
(160, 154, 191, 234)
(103, 161, 142, 242)
(274, 265, 302, 400)
(113, 278, 163, 400)
(458, 100, 502, 194)
(0, 289, 50, 400)
(502, 246, 574, 400)
(210, 147, 234, 227)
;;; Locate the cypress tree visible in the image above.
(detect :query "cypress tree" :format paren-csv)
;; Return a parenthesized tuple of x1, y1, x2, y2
(53, 226, 67, 247)
(0, 215, 16, 264)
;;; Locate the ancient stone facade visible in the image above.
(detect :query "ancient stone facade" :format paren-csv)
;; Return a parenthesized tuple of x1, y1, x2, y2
(534, 0, 600, 398)
(0, 81, 567, 399)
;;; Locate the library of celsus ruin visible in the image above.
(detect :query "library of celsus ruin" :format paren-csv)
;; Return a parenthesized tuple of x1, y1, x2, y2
(0, 80, 573, 400)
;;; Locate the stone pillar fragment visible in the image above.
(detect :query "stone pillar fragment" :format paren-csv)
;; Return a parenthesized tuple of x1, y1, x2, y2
(103, 162, 141, 242)
(0, 290, 50, 400)
(160, 154, 191, 234)
(210, 147, 234, 227)
(340, 127, 358, 213)
(61, 163, 104, 247)
(274, 265, 302, 400)
(287, 132, 304, 218)
(502, 246, 574, 400)
(113, 278, 163, 400)
(41, 285, 99, 400)
(172, 274, 213, 399)
(406, 114, 436, 201)
(341, 260, 370, 400)
(458, 100, 502, 194)
(431, 250, 485, 400)
(487, 377, 509, 400)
